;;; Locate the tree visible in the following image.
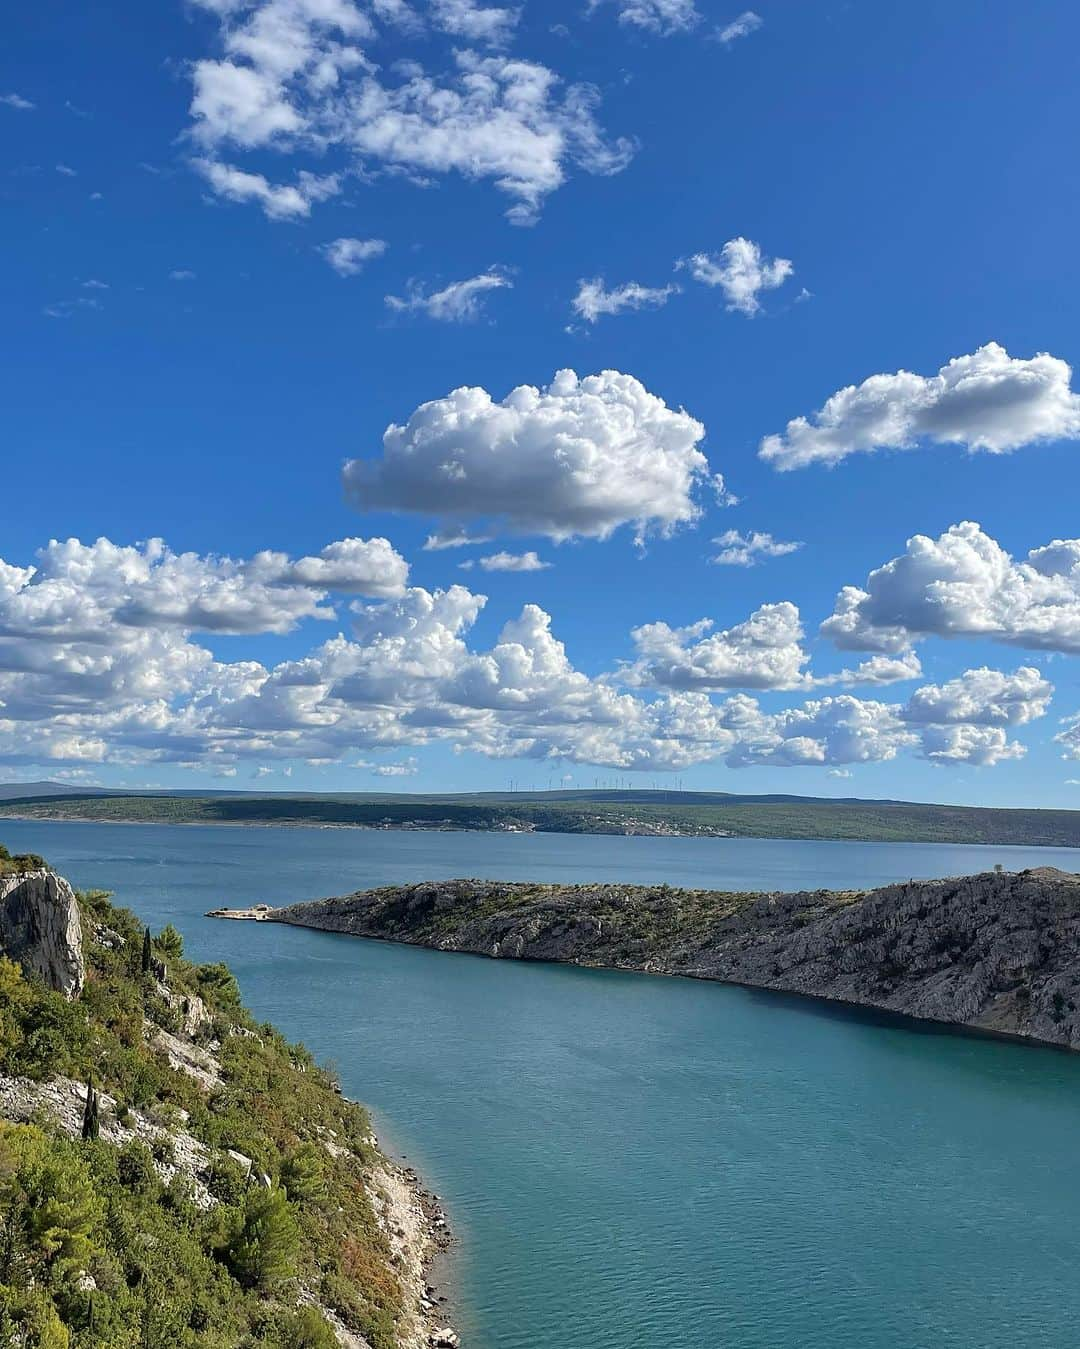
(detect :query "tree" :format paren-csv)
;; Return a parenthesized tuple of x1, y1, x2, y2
(141, 927, 152, 976)
(81, 1080, 99, 1143)
(224, 1187, 299, 1288)
(280, 1143, 326, 1204)
(155, 924, 184, 959)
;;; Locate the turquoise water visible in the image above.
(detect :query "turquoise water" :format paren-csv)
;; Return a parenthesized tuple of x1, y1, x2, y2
(5, 820, 1080, 1348)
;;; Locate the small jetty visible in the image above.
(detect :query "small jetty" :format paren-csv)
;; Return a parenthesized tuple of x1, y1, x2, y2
(205, 903, 275, 920)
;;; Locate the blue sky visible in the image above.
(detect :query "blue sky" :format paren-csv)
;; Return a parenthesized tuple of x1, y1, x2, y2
(4, 0, 1080, 803)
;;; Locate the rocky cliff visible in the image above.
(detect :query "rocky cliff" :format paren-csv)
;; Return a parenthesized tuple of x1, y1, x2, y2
(272, 868, 1080, 1050)
(0, 864, 85, 997)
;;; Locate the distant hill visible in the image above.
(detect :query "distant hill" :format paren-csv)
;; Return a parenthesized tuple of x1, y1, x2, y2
(0, 780, 124, 800)
(1, 787, 1079, 848)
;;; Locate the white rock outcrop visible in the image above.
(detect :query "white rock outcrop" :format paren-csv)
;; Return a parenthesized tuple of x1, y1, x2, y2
(0, 866, 85, 997)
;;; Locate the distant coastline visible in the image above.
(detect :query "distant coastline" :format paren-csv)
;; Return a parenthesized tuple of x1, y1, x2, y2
(3, 787, 1080, 848)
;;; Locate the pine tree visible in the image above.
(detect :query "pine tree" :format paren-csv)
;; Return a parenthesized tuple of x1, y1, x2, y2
(225, 1188, 299, 1288)
(141, 927, 152, 976)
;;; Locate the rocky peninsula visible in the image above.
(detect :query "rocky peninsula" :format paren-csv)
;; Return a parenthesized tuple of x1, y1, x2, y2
(261, 868, 1080, 1051)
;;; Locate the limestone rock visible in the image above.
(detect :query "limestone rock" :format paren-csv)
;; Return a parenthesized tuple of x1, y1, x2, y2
(0, 866, 85, 997)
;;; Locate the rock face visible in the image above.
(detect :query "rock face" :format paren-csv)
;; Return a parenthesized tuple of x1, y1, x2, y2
(0, 866, 85, 997)
(273, 868, 1080, 1049)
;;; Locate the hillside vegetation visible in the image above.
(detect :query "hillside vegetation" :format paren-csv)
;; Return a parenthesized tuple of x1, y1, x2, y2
(0, 844, 412, 1349)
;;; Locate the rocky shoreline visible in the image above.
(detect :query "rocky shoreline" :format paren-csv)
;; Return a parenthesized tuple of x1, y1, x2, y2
(368, 1150, 458, 1349)
(245, 868, 1080, 1052)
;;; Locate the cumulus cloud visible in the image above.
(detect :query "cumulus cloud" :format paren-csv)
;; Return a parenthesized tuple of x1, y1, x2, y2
(816, 651, 924, 688)
(822, 521, 1080, 654)
(571, 278, 678, 323)
(710, 530, 802, 567)
(728, 695, 914, 768)
(679, 237, 793, 315)
(725, 667, 1047, 769)
(592, 0, 699, 34)
(344, 369, 713, 544)
(628, 602, 811, 691)
(429, 0, 519, 45)
(385, 269, 511, 321)
(0, 537, 1053, 777)
(917, 724, 1025, 767)
(193, 157, 339, 219)
(900, 665, 1052, 728)
(1, 93, 35, 110)
(715, 10, 762, 43)
(459, 550, 551, 572)
(0, 536, 407, 644)
(187, 5, 634, 223)
(320, 236, 388, 275)
(760, 343, 1080, 471)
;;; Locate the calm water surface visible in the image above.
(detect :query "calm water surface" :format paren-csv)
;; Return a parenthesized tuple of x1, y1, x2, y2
(5, 821, 1080, 1348)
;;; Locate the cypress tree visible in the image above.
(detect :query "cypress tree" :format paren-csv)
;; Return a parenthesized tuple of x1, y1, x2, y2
(141, 927, 152, 976)
(81, 1080, 99, 1142)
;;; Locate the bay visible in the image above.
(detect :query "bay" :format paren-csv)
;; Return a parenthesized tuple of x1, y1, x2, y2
(4, 819, 1080, 1348)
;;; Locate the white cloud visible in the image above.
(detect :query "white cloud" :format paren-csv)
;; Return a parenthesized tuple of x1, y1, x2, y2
(187, 7, 634, 223)
(628, 602, 811, 692)
(82, 279, 110, 290)
(728, 695, 914, 768)
(55, 163, 77, 177)
(827, 768, 852, 779)
(320, 236, 388, 275)
(278, 537, 409, 594)
(169, 269, 197, 281)
(710, 530, 802, 567)
(679, 237, 793, 315)
(193, 157, 339, 219)
(760, 343, 1080, 471)
(592, 0, 699, 34)
(0, 535, 407, 642)
(822, 521, 1080, 655)
(571, 278, 678, 323)
(385, 268, 511, 321)
(716, 10, 762, 44)
(355, 755, 419, 775)
(429, 0, 519, 45)
(371, 0, 423, 30)
(917, 724, 1026, 767)
(817, 651, 924, 688)
(423, 527, 494, 551)
(1, 93, 35, 110)
(0, 537, 1053, 778)
(723, 671, 1045, 770)
(1055, 716, 1080, 762)
(344, 369, 712, 544)
(901, 665, 1052, 729)
(459, 550, 551, 572)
